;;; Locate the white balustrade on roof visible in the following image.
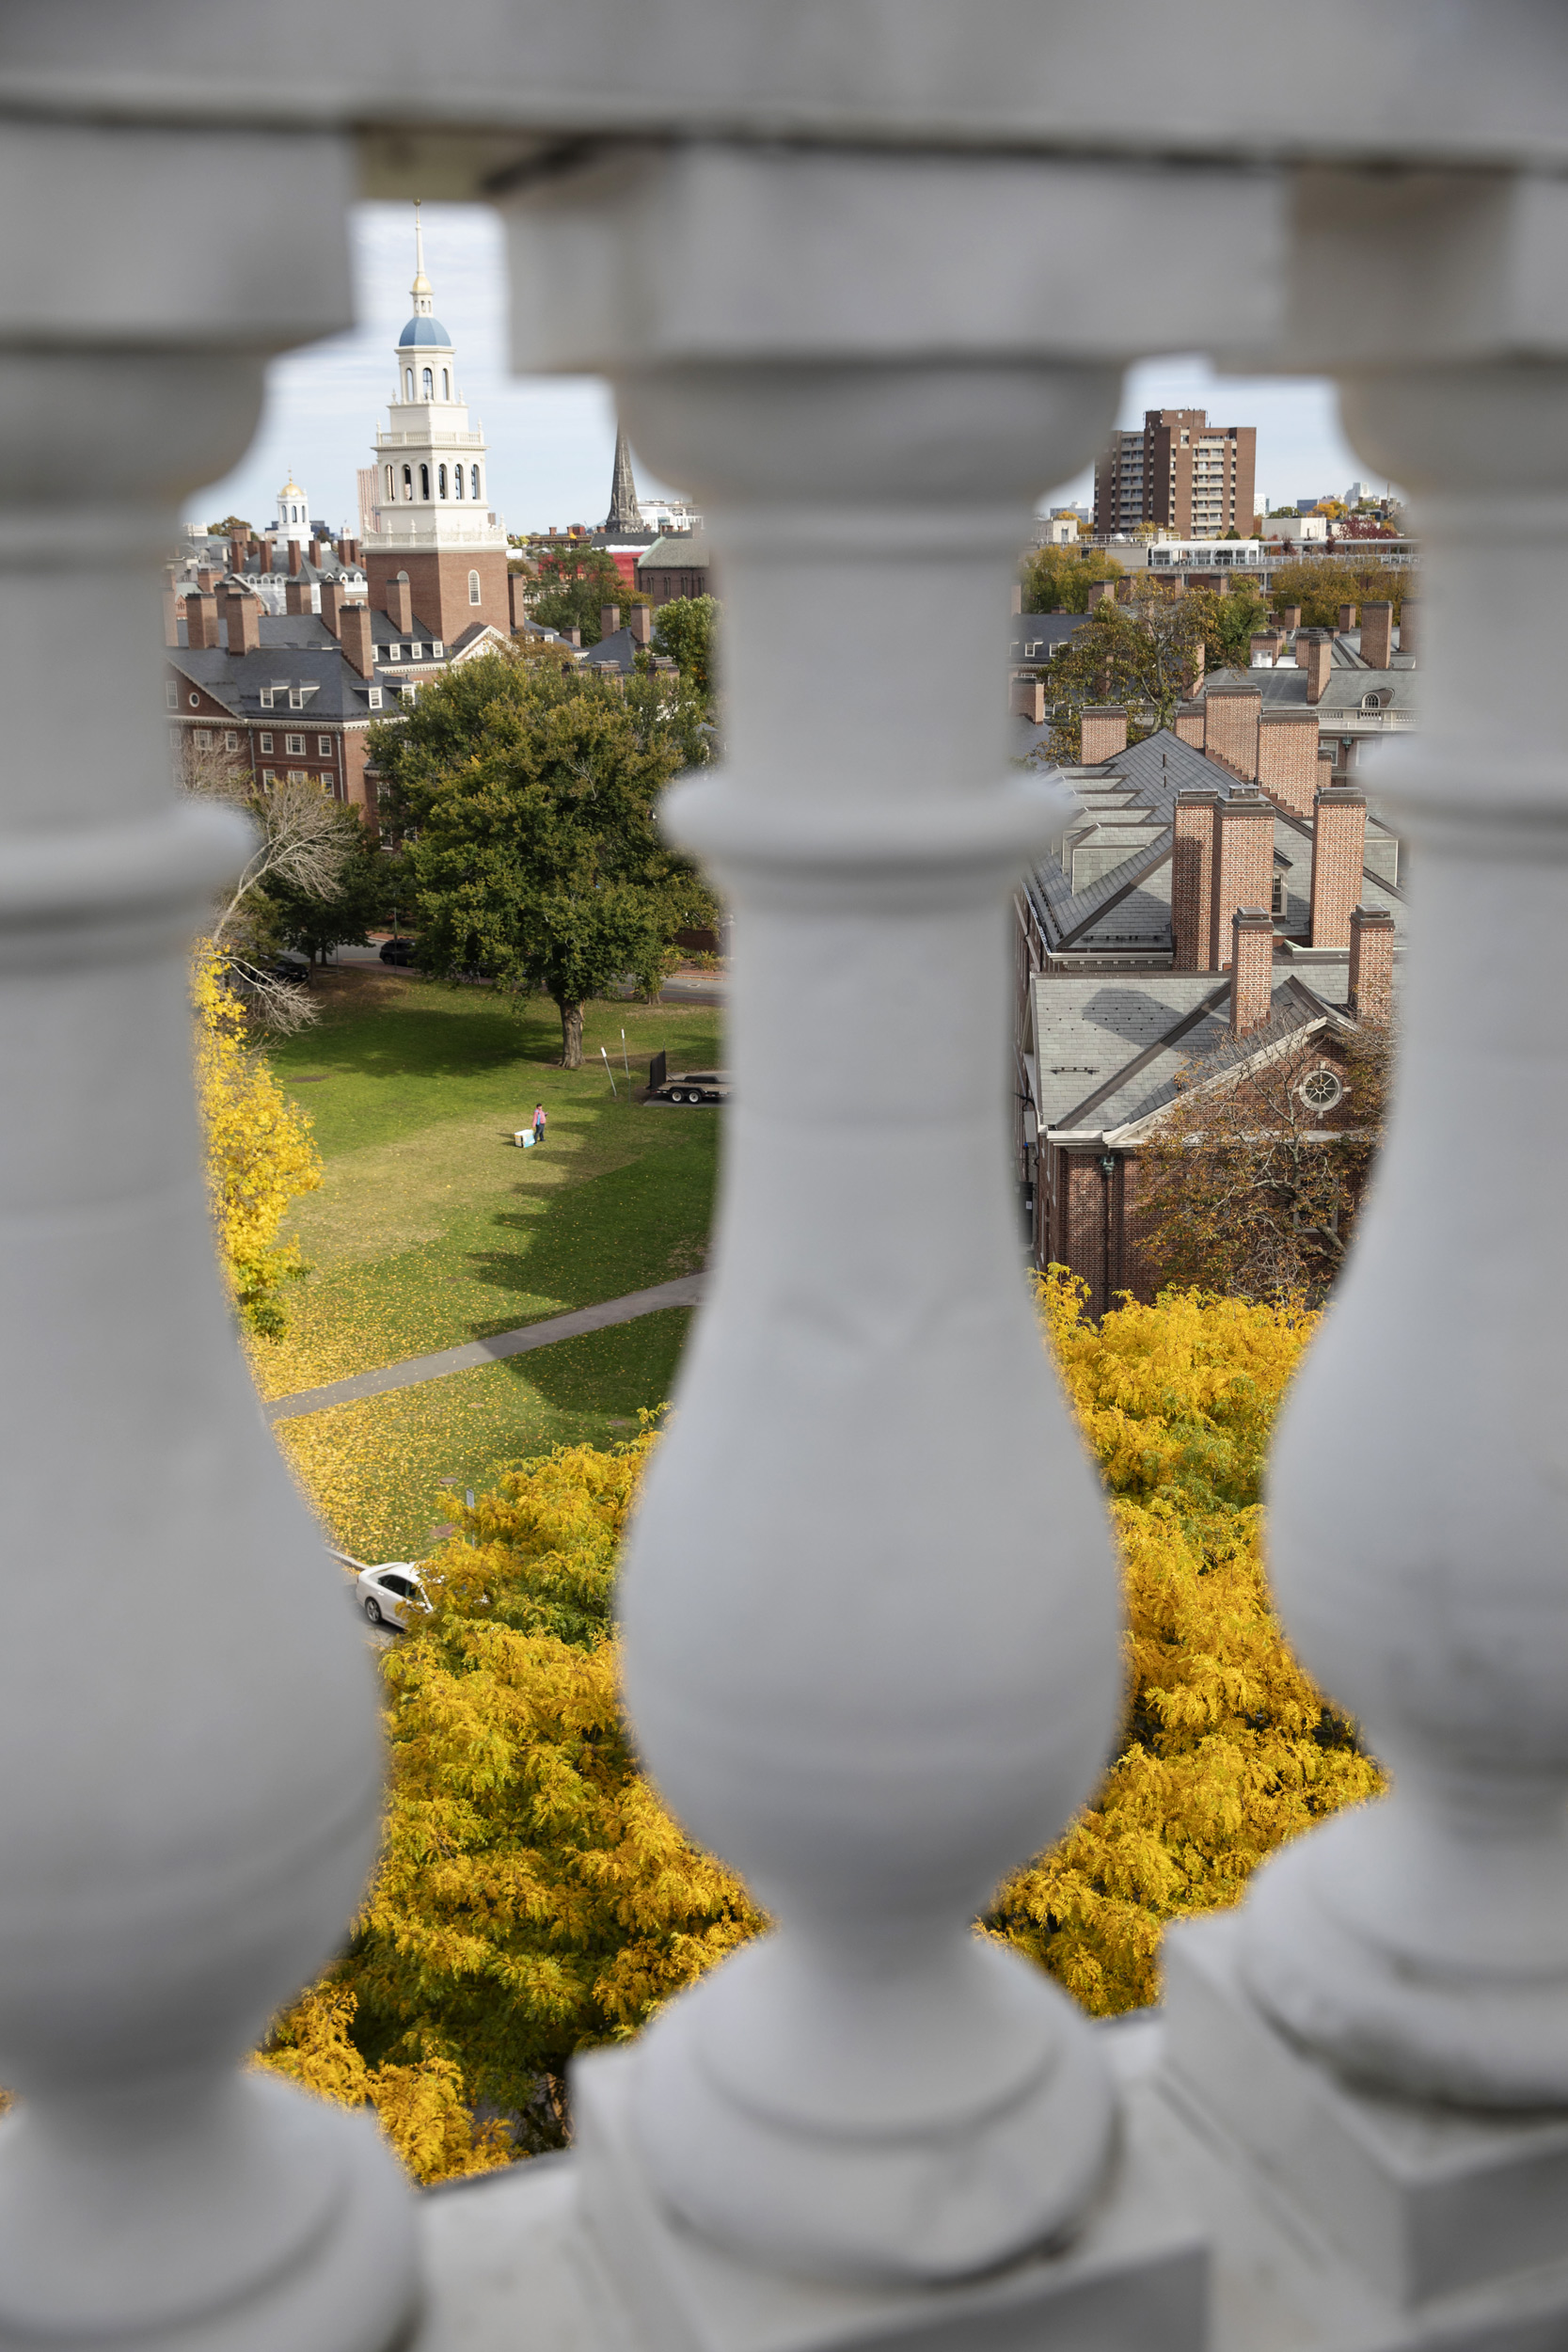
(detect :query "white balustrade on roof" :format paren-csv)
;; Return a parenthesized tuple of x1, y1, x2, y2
(0, 9, 1565, 2350)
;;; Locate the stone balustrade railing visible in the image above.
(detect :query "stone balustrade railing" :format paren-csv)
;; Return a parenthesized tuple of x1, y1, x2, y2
(1, 10, 1564, 2350)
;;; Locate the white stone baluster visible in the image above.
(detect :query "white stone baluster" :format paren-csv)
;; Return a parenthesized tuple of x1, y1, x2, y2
(1236, 354, 1568, 2103)
(0, 124, 418, 2351)
(496, 143, 1280, 2339)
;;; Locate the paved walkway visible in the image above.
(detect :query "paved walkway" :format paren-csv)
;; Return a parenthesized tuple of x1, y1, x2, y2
(264, 1276, 705, 1423)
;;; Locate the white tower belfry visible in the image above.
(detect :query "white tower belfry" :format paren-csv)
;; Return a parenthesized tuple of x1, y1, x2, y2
(363, 201, 508, 643)
(274, 470, 309, 535)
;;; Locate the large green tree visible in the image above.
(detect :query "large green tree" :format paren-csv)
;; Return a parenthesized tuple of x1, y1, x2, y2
(1019, 544, 1125, 613)
(259, 803, 388, 965)
(651, 594, 720, 698)
(371, 654, 715, 1066)
(527, 544, 636, 645)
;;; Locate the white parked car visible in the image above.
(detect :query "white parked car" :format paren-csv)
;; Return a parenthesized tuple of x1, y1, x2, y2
(355, 1562, 427, 1629)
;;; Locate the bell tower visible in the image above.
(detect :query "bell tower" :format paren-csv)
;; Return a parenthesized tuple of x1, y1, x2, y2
(363, 203, 509, 643)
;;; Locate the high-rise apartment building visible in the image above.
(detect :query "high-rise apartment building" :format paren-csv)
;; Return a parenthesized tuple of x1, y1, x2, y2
(1093, 408, 1257, 539)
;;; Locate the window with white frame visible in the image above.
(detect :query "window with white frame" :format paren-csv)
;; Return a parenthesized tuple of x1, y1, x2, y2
(468, 570, 481, 604)
(285, 734, 305, 755)
(165, 682, 177, 710)
(259, 732, 273, 754)
(195, 731, 212, 749)
(367, 689, 382, 709)
(259, 688, 275, 708)
(188, 691, 199, 708)
(260, 771, 275, 789)
(225, 732, 239, 751)
(403, 465, 413, 499)
(318, 736, 331, 756)
(470, 466, 481, 500)
(420, 464, 430, 499)
(438, 465, 448, 497)
(454, 466, 465, 500)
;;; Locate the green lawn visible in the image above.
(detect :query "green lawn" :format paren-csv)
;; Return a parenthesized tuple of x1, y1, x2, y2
(257, 968, 721, 1558)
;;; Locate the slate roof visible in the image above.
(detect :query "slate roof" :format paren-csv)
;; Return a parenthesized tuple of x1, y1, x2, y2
(1020, 723, 1404, 962)
(167, 645, 391, 722)
(1029, 964, 1382, 1142)
(1010, 612, 1087, 664)
(636, 534, 710, 571)
(1196, 648, 1418, 721)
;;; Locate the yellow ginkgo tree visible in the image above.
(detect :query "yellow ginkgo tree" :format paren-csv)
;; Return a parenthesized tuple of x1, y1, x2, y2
(193, 947, 321, 1336)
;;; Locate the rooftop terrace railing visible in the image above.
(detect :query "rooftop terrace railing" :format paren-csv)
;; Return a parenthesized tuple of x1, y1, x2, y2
(2, 8, 1566, 2349)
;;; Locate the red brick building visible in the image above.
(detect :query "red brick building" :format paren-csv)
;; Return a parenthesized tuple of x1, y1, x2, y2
(1093, 408, 1257, 540)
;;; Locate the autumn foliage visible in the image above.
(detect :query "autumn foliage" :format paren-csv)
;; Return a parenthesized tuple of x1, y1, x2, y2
(193, 948, 321, 1335)
(989, 1272, 1382, 2011)
(268, 1285, 1380, 2172)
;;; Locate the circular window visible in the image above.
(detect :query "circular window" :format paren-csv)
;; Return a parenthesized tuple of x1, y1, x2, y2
(1301, 1067, 1343, 1113)
(188, 691, 199, 707)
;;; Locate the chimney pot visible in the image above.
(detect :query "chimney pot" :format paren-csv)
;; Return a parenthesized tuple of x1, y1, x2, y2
(340, 602, 375, 679)
(287, 539, 303, 579)
(1310, 784, 1369, 951)
(1360, 600, 1394, 668)
(1079, 705, 1128, 763)
(628, 603, 652, 647)
(218, 588, 259, 658)
(1300, 629, 1334, 704)
(1349, 903, 1396, 1024)
(385, 571, 413, 634)
(184, 591, 218, 651)
(1280, 603, 1302, 631)
(320, 580, 345, 639)
(599, 605, 621, 637)
(1230, 907, 1276, 1038)
(1338, 602, 1358, 633)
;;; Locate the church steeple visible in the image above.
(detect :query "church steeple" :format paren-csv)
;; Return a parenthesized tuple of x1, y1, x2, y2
(606, 424, 642, 533)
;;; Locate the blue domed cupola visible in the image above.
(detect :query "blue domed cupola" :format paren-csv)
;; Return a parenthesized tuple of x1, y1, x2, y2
(395, 203, 454, 361)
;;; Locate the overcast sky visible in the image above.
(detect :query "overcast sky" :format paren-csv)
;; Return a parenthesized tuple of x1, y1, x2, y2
(189, 202, 1382, 538)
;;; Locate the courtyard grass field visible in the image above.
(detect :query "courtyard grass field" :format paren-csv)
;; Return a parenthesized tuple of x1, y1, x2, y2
(253, 967, 721, 1561)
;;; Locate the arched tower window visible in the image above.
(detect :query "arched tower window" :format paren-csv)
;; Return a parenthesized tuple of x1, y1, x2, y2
(437, 465, 448, 498)
(442, 370, 451, 399)
(404, 369, 414, 401)
(422, 367, 433, 398)
(453, 468, 464, 501)
(470, 466, 481, 501)
(402, 465, 413, 500)
(384, 465, 394, 499)
(468, 571, 481, 605)
(420, 464, 430, 499)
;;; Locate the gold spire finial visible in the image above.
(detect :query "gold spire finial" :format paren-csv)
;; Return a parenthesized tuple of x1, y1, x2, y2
(411, 199, 432, 299)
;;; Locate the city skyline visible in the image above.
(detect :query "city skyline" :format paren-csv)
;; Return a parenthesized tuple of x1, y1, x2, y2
(189, 202, 1384, 540)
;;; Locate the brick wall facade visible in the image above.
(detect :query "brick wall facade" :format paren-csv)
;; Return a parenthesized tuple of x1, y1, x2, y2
(1080, 706, 1128, 762)
(365, 546, 509, 643)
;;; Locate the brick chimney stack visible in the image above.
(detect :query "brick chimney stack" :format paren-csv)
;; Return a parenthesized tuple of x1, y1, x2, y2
(600, 605, 621, 637)
(1172, 789, 1221, 971)
(340, 535, 361, 568)
(1185, 637, 1205, 691)
(196, 565, 219, 595)
(309, 537, 326, 569)
(340, 603, 375, 678)
(287, 539, 303, 580)
(387, 571, 414, 634)
(320, 580, 345, 638)
(1010, 581, 1022, 613)
(1249, 632, 1281, 667)
(285, 576, 313, 616)
(1338, 602, 1358, 633)
(1299, 630, 1334, 704)
(1280, 603, 1302, 632)
(1009, 678, 1046, 723)
(1086, 579, 1116, 608)
(219, 589, 259, 657)
(1230, 908, 1275, 1038)
(162, 587, 180, 647)
(1212, 789, 1275, 968)
(1309, 785, 1368, 950)
(228, 537, 247, 579)
(1204, 682, 1262, 781)
(628, 603, 652, 647)
(1080, 706, 1128, 763)
(1257, 711, 1321, 817)
(1174, 703, 1206, 748)
(1361, 601, 1394, 667)
(1348, 903, 1395, 1024)
(1398, 598, 1418, 658)
(184, 592, 218, 650)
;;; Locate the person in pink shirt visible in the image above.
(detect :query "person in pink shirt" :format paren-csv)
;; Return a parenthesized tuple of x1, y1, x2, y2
(532, 1103, 546, 1147)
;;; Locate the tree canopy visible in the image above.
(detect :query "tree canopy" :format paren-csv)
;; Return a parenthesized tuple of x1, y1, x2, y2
(1262, 557, 1409, 628)
(370, 653, 716, 1066)
(1039, 580, 1275, 758)
(526, 544, 634, 644)
(651, 595, 720, 699)
(193, 949, 321, 1336)
(266, 1282, 1381, 2171)
(258, 802, 389, 966)
(1019, 543, 1124, 613)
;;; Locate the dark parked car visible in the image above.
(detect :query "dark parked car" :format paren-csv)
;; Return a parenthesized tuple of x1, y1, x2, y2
(379, 936, 416, 966)
(655, 1070, 731, 1104)
(264, 952, 311, 987)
